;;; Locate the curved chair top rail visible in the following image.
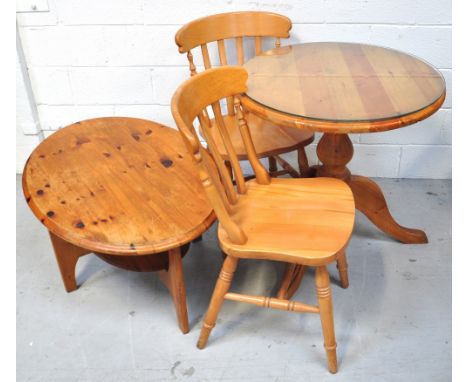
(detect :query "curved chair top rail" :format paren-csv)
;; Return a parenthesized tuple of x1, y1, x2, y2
(175, 11, 291, 53)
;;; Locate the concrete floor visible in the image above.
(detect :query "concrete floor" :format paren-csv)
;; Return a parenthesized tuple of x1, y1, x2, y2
(17, 175, 451, 381)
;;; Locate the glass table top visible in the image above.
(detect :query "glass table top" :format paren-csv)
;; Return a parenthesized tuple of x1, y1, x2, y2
(243, 42, 445, 123)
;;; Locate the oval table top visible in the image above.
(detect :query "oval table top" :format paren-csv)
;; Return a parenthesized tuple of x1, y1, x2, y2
(242, 42, 446, 133)
(22, 117, 216, 255)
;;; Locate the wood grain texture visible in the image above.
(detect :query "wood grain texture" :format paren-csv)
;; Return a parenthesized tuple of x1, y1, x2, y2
(197, 255, 239, 349)
(172, 67, 355, 371)
(349, 175, 428, 243)
(171, 66, 355, 265)
(156, 247, 190, 334)
(22, 117, 216, 255)
(242, 42, 446, 133)
(336, 250, 349, 289)
(315, 133, 428, 244)
(315, 266, 338, 374)
(175, 11, 291, 53)
(23, 117, 214, 334)
(175, 11, 314, 172)
(49, 232, 89, 292)
(224, 292, 319, 313)
(95, 243, 190, 272)
(207, 112, 314, 160)
(217, 177, 355, 266)
(242, 43, 438, 244)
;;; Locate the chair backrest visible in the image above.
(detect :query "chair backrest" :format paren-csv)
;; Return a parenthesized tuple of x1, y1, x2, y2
(175, 11, 292, 115)
(171, 66, 271, 245)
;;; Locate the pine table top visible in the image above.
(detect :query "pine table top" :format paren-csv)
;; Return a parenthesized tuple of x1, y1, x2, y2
(22, 117, 216, 255)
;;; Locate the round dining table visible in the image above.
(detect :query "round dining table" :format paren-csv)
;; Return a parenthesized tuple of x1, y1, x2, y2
(241, 42, 446, 245)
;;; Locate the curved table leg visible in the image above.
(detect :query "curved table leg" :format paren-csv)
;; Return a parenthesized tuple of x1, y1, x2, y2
(349, 175, 428, 244)
(49, 232, 90, 292)
(314, 133, 428, 244)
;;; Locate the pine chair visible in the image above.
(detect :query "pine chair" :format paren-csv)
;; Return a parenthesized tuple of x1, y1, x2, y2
(171, 66, 355, 374)
(175, 11, 315, 179)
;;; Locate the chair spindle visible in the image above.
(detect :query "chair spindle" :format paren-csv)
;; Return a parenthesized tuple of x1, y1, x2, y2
(255, 36, 262, 55)
(234, 98, 270, 185)
(201, 44, 212, 69)
(212, 101, 247, 193)
(236, 37, 244, 65)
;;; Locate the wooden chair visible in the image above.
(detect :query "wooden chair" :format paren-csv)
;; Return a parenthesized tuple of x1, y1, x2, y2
(171, 66, 355, 373)
(175, 11, 315, 179)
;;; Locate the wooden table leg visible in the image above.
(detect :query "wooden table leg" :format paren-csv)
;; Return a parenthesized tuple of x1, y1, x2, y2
(348, 175, 428, 244)
(297, 146, 310, 177)
(277, 263, 307, 300)
(268, 156, 278, 173)
(156, 247, 189, 334)
(315, 133, 428, 244)
(49, 232, 90, 292)
(336, 250, 349, 289)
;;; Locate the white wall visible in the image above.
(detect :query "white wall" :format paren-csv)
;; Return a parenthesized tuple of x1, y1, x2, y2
(16, 26, 42, 173)
(16, 0, 452, 178)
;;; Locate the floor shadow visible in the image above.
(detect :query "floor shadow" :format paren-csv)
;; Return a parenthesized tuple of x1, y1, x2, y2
(75, 253, 109, 288)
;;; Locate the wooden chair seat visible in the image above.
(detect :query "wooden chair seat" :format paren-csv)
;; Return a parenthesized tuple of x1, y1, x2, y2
(218, 177, 355, 265)
(207, 113, 315, 160)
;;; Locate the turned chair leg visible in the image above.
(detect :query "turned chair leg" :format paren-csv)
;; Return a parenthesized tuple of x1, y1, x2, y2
(197, 255, 239, 349)
(336, 250, 349, 289)
(268, 156, 278, 173)
(297, 147, 309, 177)
(315, 266, 338, 374)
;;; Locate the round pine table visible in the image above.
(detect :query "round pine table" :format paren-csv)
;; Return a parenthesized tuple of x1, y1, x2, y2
(242, 42, 446, 245)
(22, 117, 216, 334)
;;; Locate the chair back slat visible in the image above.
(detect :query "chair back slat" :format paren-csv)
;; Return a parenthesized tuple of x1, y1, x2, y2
(175, 11, 291, 53)
(217, 39, 235, 115)
(175, 11, 289, 191)
(198, 147, 247, 244)
(233, 98, 270, 184)
(201, 145, 232, 212)
(217, 39, 228, 65)
(176, 10, 292, 124)
(255, 36, 262, 55)
(172, 67, 271, 244)
(200, 44, 212, 69)
(236, 37, 244, 65)
(197, 113, 238, 204)
(212, 101, 246, 194)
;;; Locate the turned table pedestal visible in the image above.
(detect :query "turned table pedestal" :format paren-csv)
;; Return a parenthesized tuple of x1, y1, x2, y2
(242, 42, 446, 298)
(22, 117, 216, 333)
